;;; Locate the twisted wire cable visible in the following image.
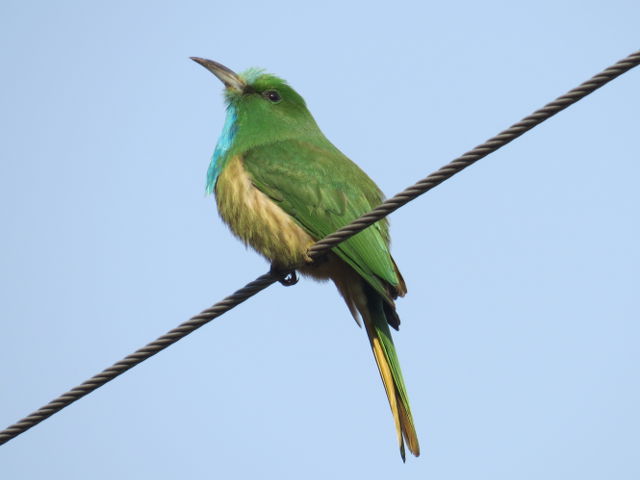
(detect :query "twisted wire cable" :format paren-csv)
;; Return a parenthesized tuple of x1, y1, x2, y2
(308, 49, 640, 258)
(1, 49, 638, 446)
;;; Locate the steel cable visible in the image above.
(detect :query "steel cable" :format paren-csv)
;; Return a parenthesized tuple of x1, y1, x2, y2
(1, 49, 638, 446)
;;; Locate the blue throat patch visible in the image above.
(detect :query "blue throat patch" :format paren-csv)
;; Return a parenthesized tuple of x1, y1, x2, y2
(206, 104, 238, 195)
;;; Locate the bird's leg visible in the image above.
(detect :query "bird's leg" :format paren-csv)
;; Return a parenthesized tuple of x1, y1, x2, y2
(270, 263, 299, 287)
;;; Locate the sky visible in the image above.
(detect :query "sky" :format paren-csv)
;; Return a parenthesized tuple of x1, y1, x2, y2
(1, 1, 639, 478)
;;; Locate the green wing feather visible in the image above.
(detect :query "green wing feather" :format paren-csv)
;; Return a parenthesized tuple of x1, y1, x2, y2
(242, 139, 398, 300)
(243, 138, 419, 457)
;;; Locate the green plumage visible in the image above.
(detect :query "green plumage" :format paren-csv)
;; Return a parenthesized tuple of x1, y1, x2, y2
(193, 58, 419, 460)
(243, 139, 400, 301)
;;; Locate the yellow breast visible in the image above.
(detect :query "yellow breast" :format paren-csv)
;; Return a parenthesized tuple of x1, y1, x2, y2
(215, 155, 315, 268)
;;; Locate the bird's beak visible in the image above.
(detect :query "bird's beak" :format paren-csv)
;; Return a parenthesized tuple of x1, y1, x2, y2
(190, 57, 246, 92)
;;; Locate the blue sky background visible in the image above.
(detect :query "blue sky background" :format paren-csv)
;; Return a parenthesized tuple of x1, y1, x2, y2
(1, 1, 639, 478)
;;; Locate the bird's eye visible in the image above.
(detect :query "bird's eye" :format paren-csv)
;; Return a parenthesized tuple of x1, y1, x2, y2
(264, 90, 282, 103)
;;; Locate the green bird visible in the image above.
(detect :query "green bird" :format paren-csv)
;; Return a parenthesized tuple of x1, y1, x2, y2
(192, 58, 420, 460)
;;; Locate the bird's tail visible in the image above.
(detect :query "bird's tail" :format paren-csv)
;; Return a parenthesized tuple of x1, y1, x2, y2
(359, 286, 420, 461)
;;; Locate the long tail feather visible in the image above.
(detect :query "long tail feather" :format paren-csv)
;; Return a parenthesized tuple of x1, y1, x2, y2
(359, 285, 420, 460)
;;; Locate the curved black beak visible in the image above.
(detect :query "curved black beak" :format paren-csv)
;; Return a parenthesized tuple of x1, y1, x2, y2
(190, 57, 246, 92)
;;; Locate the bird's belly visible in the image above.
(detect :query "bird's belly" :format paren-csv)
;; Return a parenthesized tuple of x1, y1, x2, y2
(215, 155, 315, 268)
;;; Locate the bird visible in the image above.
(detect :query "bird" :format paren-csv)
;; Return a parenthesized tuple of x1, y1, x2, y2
(191, 57, 419, 460)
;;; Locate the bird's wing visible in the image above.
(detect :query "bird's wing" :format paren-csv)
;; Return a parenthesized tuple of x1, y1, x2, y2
(242, 139, 400, 300)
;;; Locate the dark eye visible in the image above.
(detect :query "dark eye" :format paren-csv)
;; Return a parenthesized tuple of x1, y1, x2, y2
(264, 90, 281, 103)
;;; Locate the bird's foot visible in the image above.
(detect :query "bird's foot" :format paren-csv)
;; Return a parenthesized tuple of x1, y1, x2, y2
(270, 264, 299, 287)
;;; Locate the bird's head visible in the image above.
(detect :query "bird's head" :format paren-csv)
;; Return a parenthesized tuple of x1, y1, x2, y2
(191, 57, 319, 145)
